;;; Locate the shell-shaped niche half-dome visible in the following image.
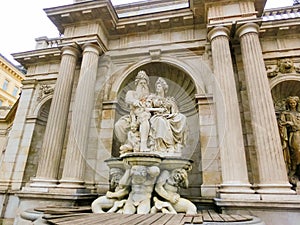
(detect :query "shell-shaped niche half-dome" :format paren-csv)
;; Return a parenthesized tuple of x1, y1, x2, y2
(272, 80, 300, 112)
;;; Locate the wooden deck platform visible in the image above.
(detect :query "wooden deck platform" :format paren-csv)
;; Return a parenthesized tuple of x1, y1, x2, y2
(38, 207, 254, 225)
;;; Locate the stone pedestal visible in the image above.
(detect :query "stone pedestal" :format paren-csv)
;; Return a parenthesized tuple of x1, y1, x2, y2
(91, 153, 197, 215)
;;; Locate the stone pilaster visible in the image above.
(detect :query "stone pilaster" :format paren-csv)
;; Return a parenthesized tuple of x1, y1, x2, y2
(208, 27, 253, 194)
(197, 94, 220, 197)
(31, 45, 80, 187)
(59, 43, 101, 188)
(0, 80, 37, 190)
(236, 23, 294, 194)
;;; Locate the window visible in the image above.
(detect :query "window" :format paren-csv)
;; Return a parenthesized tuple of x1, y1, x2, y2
(12, 86, 19, 97)
(0, 100, 3, 106)
(2, 80, 9, 91)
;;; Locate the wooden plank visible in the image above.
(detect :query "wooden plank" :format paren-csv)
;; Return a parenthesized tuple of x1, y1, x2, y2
(208, 210, 224, 222)
(201, 210, 213, 222)
(229, 214, 253, 222)
(241, 215, 254, 220)
(191, 214, 203, 224)
(136, 213, 164, 225)
(87, 214, 134, 225)
(44, 213, 90, 220)
(151, 213, 174, 225)
(114, 214, 145, 225)
(54, 213, 120, 225)
(180, 215, 193, 225)
(164, 214, 185, 225)
(36, 206, 91, 215)
(49, 215, 96, 225)
(47, 214, 93, 224)
(218, 213, 237, 222)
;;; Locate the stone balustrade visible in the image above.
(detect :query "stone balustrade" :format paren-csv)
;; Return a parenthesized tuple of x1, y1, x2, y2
(35, 36, 62, 49)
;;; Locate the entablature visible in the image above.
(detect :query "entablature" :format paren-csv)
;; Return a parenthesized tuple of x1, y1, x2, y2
(260, 5, 300, 37)
(12, 48, 62, 69)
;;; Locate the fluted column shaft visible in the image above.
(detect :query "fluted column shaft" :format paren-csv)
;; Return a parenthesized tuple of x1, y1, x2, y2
(59, 43, 101, 188)
(32, 45, 80, 187)
(208, 27, 253, 194)
(237, 23, 294, 194)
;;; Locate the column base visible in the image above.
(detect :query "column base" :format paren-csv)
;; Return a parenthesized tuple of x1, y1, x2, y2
(201, 184, 218, 197)
(30, 178, 58, 188)
(256, 183, 296, 195)
(215, 194, 300, 225)
(218, 183, 255, 194)
(297, 181, 300, 194)
(58, 179, 85, 189)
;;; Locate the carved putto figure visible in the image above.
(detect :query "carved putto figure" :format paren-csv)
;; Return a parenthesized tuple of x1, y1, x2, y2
(279, 96, 300, 186)
(114, 71, 187, 156)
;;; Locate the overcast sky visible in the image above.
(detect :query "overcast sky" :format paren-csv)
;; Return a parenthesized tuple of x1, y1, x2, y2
(0, 0, 294, 65)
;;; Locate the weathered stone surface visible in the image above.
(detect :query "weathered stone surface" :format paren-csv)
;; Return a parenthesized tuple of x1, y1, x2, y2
(0, 1, 300, 225)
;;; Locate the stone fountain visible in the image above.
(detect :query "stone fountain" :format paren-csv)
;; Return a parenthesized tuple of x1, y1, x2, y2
(91, 71, 197, 215)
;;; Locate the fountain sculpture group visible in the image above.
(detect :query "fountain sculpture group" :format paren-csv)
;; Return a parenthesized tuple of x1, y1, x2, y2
(91, 71, 197, 215)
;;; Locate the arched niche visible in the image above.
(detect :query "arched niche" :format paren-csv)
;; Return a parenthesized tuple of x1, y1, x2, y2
(271, 79, 300, 114)
(113, 62, 202, 197)
(116, 62, 197, 116)
(23, 99, 51, 184)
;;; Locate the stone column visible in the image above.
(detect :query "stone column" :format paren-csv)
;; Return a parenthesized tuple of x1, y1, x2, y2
(236, 23, 294, 194)
(208, 26, 253, 194)
(59, 43, 101, 188)
(31, 45, 80, 187)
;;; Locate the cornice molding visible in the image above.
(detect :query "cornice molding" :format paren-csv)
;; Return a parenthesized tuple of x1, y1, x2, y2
(0, 56, 25, 81)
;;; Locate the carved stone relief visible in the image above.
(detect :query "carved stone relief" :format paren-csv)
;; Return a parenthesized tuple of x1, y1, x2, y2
(267, 59, 300, 78)
(37, 84, 55, 102)
(114, 71, 187, 157)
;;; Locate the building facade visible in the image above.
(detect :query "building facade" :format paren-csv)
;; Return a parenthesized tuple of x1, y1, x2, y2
(0, 55, 24, 110)
(0, 0, 299, 224)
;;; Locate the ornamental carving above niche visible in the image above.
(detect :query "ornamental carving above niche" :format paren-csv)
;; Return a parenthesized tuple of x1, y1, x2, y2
(37, 84, 55, 102)
(266, 58, 300, 78)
